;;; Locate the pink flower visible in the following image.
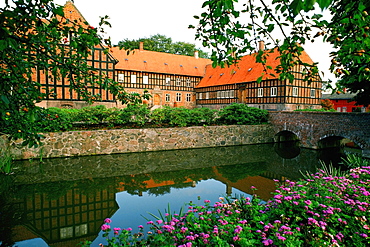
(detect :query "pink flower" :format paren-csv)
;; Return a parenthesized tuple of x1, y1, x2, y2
(101, 224, 110, 231)
(104, 218, 112, 223)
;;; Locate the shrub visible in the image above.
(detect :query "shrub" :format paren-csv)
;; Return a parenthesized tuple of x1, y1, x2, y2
(93, 166, 370, 247)
(150, 107, 171, 125)
(35, 107, 72, 132)
(187, 107, 217, 126)
(166, 107, 191, 127)
(120, 104, 150, 126)
(70, 105, 114, 124)
(217, 103, 268, 125)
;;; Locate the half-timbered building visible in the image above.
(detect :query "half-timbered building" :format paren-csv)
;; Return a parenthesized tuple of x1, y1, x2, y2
(195, 44, 322, 111)
(35, 1, 118, 109)
(110, 45, 211, 109)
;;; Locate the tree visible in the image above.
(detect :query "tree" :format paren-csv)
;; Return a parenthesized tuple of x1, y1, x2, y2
(191, 0, 370, 105)
(0, 0, 149, 147)
(117, 34, 210, 58)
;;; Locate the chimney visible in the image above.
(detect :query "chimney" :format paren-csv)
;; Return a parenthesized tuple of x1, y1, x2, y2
(258, 40, 265, 51)
(139, 42, 144, 51)
(194, 50, 199, 59)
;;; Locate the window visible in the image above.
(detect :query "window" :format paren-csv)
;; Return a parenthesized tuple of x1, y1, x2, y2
(217, 91, 221, 98)
(176, 78, 181, 86)
(186, 78, 191, 87)
(130, 74, 136, 83)
(257, 88, 263, 97)
(271, 87, 277, 97)
(337, 107, 341, 112)
(165, 77, 171, 85)
(143, 75, 149, 84)
(342, 107, 347, 112)
(229, 90, 234, 98)
(176, 93, 182, 102)
(310, 89, 315, 98)
(165, 94, 170, 102)
(118, 73, 124, 82)
(292, 87, 298, 97)
(205, 92, 209, 99)
(186, 93, 191, 102)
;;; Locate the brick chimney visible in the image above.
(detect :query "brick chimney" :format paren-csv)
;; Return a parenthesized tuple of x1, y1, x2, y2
(258, 40, 265, 51)
(139, 42, 144, 51)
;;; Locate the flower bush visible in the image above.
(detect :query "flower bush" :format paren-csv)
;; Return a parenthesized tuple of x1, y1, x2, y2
(89, 166, 370, 247)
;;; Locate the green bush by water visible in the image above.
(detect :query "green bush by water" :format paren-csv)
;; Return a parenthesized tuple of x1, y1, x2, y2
(33, 104, 267, 132)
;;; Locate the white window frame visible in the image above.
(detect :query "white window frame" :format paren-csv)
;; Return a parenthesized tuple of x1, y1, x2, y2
(130, 74, 136, 83)
(292, 87, 298, 97)
(310, 89, 315, 98)
(176, 93, 182, 102)
(186, 78, 191, 87)
(229, 90, 234, 98)
(217, 91, 221, 98)
(271, 87, 277, 97)
(198, 92, 202, 99)
(165, 77, 171, 85)
(186, 93, 191, 102)
(257, 88, 263, 97)
(143, 75, 149, 85)
(205, 92, 209, 99)
(342, 107, 347, 112)
(176, 78, 181, 86)
(165, 94, 170, 102)
(117, 74, 124, 82)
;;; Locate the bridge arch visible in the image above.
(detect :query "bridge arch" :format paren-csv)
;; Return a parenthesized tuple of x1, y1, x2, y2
(274, 130, 300, 143)
(318, 131, 364, 150)
(268, 111, 370, 157)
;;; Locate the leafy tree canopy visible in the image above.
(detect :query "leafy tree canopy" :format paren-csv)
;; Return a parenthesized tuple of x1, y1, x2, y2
(117, 34, 210, 58)
(191, 0, 370, 105)
(0, 0, 149, 147)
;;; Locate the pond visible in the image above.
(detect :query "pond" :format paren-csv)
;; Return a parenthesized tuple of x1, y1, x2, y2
(0, 142, 348, 247)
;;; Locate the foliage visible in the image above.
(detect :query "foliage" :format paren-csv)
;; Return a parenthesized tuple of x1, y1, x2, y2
(320, 99, 335, 110)
(0, 149, 13, 174)
(117, 34, 209, 58)
(342, 153, 370, 169)
(35, 107, 73, 132)
(217, 103, 268, 125)
(187, 107, 217, 126)
(90, 166, 370, 247)
(0, 0, 149, 147)
(191, 0, 370, 105)
(120, 104, 151, 127)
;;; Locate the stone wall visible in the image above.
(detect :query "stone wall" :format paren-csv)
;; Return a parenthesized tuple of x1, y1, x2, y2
(1, 125, 275, 160)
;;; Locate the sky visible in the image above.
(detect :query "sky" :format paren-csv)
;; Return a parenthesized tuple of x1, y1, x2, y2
(12, 0, 338, 82)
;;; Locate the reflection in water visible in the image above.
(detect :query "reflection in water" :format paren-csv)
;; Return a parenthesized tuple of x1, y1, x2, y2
(0, 143, 344, 247)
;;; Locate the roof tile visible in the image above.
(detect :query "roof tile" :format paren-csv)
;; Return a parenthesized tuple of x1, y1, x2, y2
(110, 47, 212, 77)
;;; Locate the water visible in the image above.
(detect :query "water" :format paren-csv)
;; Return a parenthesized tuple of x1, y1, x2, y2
(0, 143, 347, 247)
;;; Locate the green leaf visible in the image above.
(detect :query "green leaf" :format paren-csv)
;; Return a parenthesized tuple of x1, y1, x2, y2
(317, 0, 332, 9)
(1, 95, 10, 105)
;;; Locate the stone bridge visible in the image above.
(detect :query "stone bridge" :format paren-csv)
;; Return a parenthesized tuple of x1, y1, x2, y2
(268, 111, 370, 157)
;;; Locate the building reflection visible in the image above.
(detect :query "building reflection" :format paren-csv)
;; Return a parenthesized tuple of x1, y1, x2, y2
(8, 182, 118, 247)
(4, 144, 323, 246)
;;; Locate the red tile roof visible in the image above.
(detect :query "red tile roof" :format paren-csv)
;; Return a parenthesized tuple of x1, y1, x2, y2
(110, 47, 212, 77)
(196, 48, 315, 88)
